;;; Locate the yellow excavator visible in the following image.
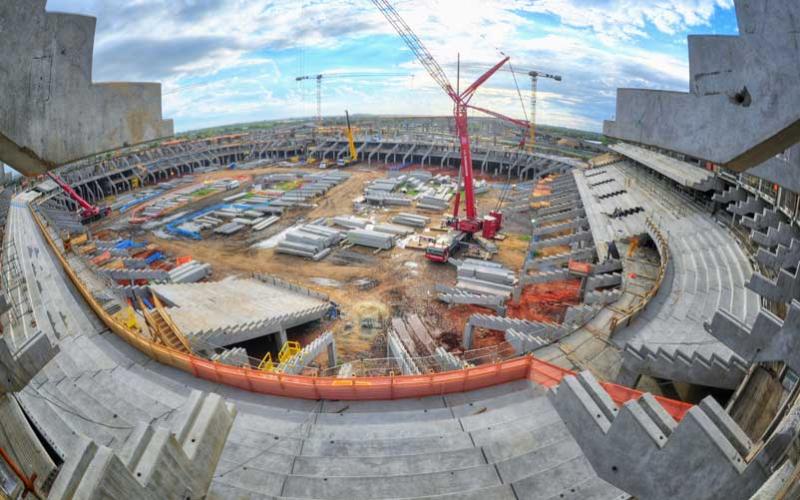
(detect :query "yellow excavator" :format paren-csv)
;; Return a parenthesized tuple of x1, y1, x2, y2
(337, 110, 358, 167)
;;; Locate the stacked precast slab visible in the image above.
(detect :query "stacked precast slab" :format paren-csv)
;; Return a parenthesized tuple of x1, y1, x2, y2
(392, 212, 430, 228)
(455, 259, 517, 298)
(277, 224, 342, 260)
(346, 229, 395, 250)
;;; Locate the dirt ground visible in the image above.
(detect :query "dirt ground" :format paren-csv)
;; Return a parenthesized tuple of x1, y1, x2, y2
(117, 162, 534, 362)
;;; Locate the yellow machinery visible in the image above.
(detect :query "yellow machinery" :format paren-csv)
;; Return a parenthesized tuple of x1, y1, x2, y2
(258, 352, 275, 372)
(337, 110, 358, 167)
(113, 306, 140, 333)
(346, 110, 357, 162)
(258, 341, 302, 372)
(279, 341, 301, 364)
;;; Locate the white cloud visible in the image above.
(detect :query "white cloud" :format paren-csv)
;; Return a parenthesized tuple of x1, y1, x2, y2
(46, 0, 735, 131)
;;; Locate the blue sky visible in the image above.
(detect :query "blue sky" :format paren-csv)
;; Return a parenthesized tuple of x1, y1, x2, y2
(46, 0, 739, 133)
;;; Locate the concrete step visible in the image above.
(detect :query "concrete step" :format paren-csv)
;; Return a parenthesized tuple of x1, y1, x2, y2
(280, 464, 502, 499)
(550, 370, 769, 499)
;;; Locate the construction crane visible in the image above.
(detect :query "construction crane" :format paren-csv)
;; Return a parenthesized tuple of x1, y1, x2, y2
(336, 110, 358, 167)
(466, 104, 532, 149)
(295, 72, 409, 126)
(47, 172, 110, 224)
(527, 70, 562, 152)
(446, 63, 562, 151)
(370, 0, 508, 262)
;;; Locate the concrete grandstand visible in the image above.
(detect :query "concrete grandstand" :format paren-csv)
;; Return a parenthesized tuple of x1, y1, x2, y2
(1, 0, 800, 499)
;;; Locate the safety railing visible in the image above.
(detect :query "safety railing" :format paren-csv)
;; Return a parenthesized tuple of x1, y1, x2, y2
(30, 203, 692, 420)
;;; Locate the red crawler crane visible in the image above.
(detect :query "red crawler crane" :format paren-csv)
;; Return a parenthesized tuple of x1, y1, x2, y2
(47, 172, 110, 224)
(370, 0, 508, 261)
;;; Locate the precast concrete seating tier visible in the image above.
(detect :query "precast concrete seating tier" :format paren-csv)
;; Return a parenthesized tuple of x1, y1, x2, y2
(576, 162, 761, 389)
(613, 214, 756, 389)
(572, 166, 647, 262)
(609, 143, 721, 191)
(15, 320, 628, 499)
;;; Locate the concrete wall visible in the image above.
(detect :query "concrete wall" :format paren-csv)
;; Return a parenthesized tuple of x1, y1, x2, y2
(604, 0, 800, 172)
(0, 0, 173, 176)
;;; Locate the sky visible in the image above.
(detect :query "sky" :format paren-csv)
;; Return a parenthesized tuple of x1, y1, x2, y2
(45, 0, 740, 133)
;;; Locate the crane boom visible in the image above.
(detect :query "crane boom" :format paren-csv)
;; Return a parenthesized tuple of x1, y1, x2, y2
(47, 172, 109, 223)
(369, 0, 456, 100)
(467, 104, 530, 130)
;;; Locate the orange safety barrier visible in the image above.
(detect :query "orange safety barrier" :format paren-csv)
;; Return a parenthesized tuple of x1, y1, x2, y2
(31, 206, 693, 422)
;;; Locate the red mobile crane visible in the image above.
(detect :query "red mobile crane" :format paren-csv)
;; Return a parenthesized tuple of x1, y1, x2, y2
(47, 172, 110, 224)
(370, 0, 508, 261)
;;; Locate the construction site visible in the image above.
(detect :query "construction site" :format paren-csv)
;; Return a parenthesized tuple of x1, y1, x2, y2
(1, 0, 800, 499)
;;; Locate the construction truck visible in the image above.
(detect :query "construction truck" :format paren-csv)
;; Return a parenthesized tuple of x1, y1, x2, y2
(424, 231, 466, 263)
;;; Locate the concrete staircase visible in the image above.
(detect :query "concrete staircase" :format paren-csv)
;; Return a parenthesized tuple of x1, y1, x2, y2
(707, 302, 800, 375)
(618, 344, 748, 390)
(550, 371, 769, 500)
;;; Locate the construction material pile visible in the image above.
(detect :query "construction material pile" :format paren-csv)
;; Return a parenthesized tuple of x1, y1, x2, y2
(364, 176, 412, 206)
(346, 229, 395, 250)
(392, 212, 430, 228)
(168, 260, 212, 284)
(455, 259, 517, 298)
(276, 224, 343, 260)
(270, 171, 351, 207)
(332, 215, 369, 229)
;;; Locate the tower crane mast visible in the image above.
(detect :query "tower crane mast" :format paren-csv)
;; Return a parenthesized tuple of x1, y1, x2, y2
(528, 71, 561, 152)
(295, 72, 409, 126)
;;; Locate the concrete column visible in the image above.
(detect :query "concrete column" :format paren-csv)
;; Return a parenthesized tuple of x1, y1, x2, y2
(326, 340, 337, 368)
(278, 328, 288, 348)
(463, 323, 474, 349)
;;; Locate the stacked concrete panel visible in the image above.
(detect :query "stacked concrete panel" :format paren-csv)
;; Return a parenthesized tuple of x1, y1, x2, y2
(168, 261, 212, 284)
(387, 330, 421, 375)
(391, 212, 430, 228)
(346, 229, 395, 250)
(277, 224, 342, 260)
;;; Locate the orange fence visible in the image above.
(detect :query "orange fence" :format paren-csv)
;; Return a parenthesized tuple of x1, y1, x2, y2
(31, 207, 692, 422)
